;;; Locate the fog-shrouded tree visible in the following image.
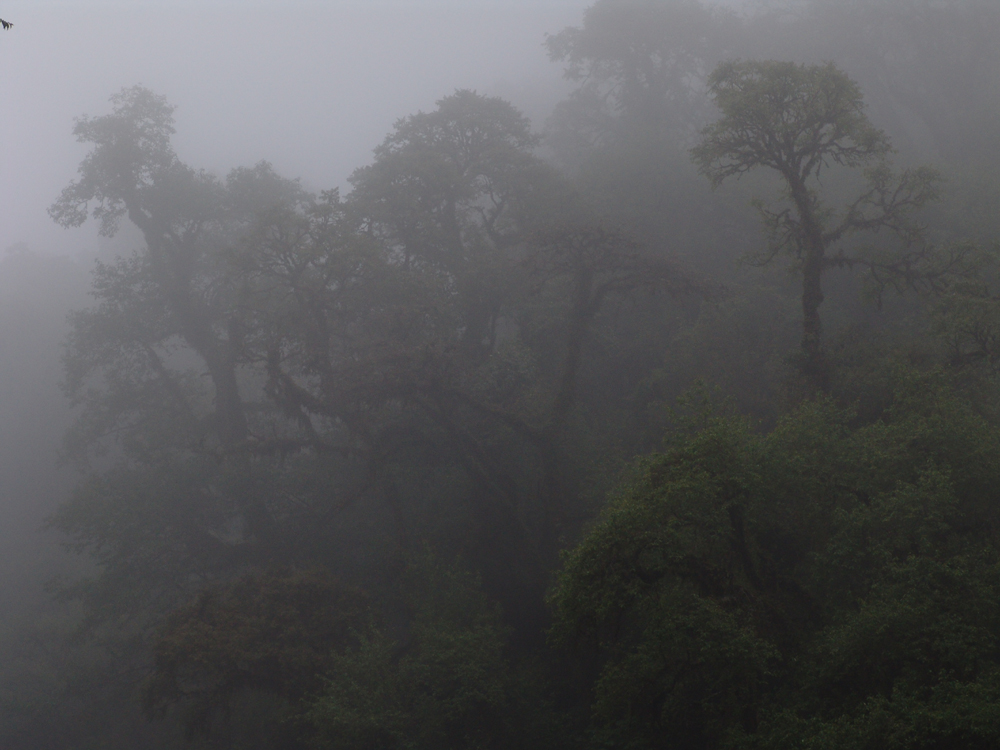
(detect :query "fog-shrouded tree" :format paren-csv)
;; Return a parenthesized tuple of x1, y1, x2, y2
(295, 90, 702, 624)
(544, 0, 731, 163)
(692, 60, 952, 390)
(543, 0, 767, 297)
(44, 83, 704, 746)
(144, 569, 369, 744)
(19, 2, 1000, 748)
(304, 553, 538, 750)
(346, 89, 569, 361)
(49, 86, 315, 580)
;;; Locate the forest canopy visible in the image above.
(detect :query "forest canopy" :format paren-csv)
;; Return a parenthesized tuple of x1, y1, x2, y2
(4, 1, 1000, 749)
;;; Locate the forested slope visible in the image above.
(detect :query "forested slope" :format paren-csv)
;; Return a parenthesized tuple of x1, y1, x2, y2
(4, 1, 1000, 748)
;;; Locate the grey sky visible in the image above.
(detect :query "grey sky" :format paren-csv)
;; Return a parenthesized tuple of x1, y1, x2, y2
(0, 1, 587, 257)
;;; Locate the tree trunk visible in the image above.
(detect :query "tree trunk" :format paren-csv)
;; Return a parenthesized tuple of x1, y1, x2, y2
(801, 247, 828, 392)
(126, 205, 276, 550)
(788, 177, 830, 392)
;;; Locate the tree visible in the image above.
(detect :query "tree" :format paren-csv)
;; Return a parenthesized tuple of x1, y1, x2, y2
(50, 87, 323, 562)
(545, 0, 726, 162)
(47, 88, 393, 747)
(144, 570, 367, 745)
(543, 0, 753, 280)
(343, 90, 702, 622)
(347, 89, 559, 358)
(549, 411, 781, 750)
(550, 370, 1000, 750)
(51, 87, 286, 457)
(305, 554, 530, 750)
(692, 61, 945, 390)
(524, 223, 704, 543)
(48, 88, 338, 679)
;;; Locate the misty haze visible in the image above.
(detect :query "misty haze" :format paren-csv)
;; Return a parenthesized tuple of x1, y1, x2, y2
(2, 1, 1000, 748)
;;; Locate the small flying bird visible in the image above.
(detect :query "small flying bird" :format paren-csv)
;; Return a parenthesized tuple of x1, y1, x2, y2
(0, 19, 11, 30)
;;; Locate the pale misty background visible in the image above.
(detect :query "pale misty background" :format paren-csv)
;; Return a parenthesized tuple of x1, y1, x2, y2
(1, 1, 586, 258)
(0, 0, 755, 258)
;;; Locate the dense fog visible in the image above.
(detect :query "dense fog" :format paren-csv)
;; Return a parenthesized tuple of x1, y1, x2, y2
(0, 1, 579, 256)
(2, 1, 1000, 748)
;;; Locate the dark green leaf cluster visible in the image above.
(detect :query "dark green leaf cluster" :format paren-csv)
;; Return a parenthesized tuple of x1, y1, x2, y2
(306, 555, 532, 750)
(551, 374, 1000, 749)
(145, 569, 367, 741)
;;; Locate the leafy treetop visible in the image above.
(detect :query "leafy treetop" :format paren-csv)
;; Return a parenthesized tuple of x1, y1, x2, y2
(693, 61, 947, 390)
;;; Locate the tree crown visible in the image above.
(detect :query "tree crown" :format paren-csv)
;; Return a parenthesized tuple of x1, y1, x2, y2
(693, 60, 891, 188)
(49, 86, 178, 236)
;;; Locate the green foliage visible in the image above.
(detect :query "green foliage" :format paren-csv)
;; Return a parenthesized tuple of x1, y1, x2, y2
(145, 570, 367, 741)
(306, 555, 532, 750)
(24, 2, 1000, 747)
(693, 60, 891, 187)
(693, 60, 948, 389)
(550, 414, 780, 749)
(551, 373, 1000, 749)
(928, 242, 1000, 372)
